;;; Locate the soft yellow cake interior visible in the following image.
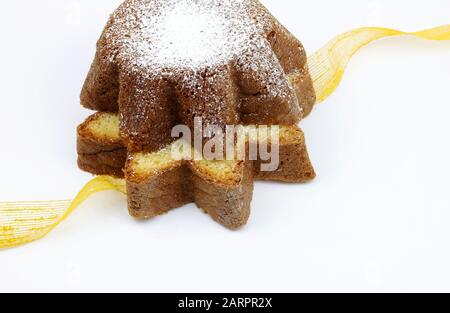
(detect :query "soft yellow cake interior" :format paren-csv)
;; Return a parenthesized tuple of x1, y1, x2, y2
(86, 112, 299, 146)
(86, 113, 120, 141)
(192, 159, 241, 184)
(129, 141, 185, 176)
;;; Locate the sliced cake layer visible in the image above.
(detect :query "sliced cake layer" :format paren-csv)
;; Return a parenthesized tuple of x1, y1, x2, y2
(77, 112, 316, 229)
(77, 112, 316, 182)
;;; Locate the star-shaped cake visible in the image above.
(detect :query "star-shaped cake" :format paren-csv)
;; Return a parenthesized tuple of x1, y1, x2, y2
(77, 113, 315, 229)
(78, 0, 317, 228)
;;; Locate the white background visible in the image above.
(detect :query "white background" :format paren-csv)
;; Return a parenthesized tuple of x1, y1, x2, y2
(0, 0, 449, 292)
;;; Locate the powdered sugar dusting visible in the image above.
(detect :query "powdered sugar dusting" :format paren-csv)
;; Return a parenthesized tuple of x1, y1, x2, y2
(145, 2, 240, 69)
(105, 0, 273, 73)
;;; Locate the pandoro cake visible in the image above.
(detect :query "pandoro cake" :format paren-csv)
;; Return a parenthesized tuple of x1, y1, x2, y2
(78, 0, 317, 229)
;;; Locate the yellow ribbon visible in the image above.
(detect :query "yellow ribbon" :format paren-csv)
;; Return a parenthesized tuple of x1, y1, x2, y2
(1, 25, 450, 249)
(309, 25, 450, 102)
(0, 176, 125, 249)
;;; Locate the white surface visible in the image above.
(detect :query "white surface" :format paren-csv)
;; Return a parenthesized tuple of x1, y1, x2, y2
(0, 0, 449, 292)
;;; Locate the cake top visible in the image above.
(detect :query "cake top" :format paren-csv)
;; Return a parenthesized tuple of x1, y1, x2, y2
(82, 0, 316, 152)
(105, 0, 273, 75)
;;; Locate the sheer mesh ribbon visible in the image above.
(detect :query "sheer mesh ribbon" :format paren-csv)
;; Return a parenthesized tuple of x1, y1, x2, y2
(0, 176, 125, 248)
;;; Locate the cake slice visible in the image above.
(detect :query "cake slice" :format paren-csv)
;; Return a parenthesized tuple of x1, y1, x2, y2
(126, 148, 254, 229)
(77, 112, 315, 229)
(77, 112, 315, 182)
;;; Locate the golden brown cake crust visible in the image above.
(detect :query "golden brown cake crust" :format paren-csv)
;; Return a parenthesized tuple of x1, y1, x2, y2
(125, 159, 254, 229)
(253, 127, 316, 183)
(192, 161, 254, 229)
(127, 163, 194, 218)
(80, 0, 316, 152)
(77, 140, 126, 178)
